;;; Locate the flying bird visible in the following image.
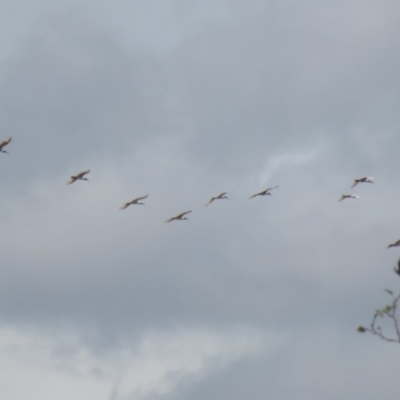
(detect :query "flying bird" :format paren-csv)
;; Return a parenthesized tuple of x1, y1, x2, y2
(120, 194, 149, 210)
(0, 137, 12, 154)
(338, 194, 360, 202)
(387, 239, 400, 249)
(205, 192, 229, 207)
(394, 258, 400, 276)
(66, 169, 91, 185)
(165, 210, 192, 223)
(248, 186, 279, 200)
(351, 176, 374, 188)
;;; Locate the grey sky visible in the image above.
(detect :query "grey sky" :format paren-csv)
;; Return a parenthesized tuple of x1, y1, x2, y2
(1, 0, 400, 399)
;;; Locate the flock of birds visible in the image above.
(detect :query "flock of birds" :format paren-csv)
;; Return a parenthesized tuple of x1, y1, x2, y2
(1, 135, 400, 274)
(65, 169, 281, 222)
(61, 159, 283, 222)
(0, 136, 281, 223)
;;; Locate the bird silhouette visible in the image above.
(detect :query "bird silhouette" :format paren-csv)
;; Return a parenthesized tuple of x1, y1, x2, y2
(351, 176, 374, 188)
(66, 169, 91, 185)
(165, 210, 192, 223)
(205, 192, 229, 207)
(248, 186, 279, 199)
(120, 194, 149, 210)
(0, 137, 12, 154)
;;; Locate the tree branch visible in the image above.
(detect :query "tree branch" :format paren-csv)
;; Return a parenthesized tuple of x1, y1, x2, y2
(357, 289, 400, 343)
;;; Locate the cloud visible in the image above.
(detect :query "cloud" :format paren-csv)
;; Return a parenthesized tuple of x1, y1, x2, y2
(0, 1, 400, 399)
(0, 325, 272, 400)
(255, 144, 326, 187)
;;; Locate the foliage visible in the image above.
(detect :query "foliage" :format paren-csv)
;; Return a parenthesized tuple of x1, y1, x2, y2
(357, 289, 400, 343)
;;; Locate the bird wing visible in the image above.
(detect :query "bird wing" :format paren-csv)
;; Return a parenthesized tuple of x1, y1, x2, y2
(132, 194, 149, 202)
(177, 210, 192, 218)
(205, 197, 215, 206)
(358, 176, 375, 182)
(217, 192, 227, 197)
(386, 239, 400, 248)
(166, 210, 191, 222)
(266, 185, 279, 192)
(66, 176, 77, 185)
(249, 190, 264, 199)
(338, 195, 345, 201)
(351, 180, 358, 188)
(0, 137, 12, 147)
(351, 195, 360, 199)
(119, 202, 130, 210)
(75, 169, 90, 178)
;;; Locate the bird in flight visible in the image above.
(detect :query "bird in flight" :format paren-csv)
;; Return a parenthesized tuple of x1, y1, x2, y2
(0, 137, 12, 154)
(351, 177, 374, 188)
(66, 169, 91, 185)
(165, 210, 192, 223)
(387, 239, 400, 249)
(120, 194, 149, 210)
(248, 186, 279, 200)
(338, 194, 360, 202)
(205, 192, 229, 207)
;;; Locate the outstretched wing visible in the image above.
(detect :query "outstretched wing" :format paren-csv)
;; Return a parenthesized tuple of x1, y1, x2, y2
(338, 195, 346, 202)
(249, 191, 263, 199)
(205, 197, 215, 207)
(119, 202, 130, 210)
(389, 239, 400, 248)
(66, 176, 77, 185)
(133, 194, 149, 202)
(351, 180, 358, 188)
(76, 169, 90, 178)
(0, 137, 12, 149)
(266, 185, 279, 192)
(177, 210, 192, 218)
(167, 210, 192, 221)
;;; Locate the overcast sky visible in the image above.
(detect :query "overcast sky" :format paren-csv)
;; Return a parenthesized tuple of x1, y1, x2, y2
(1, 0, 400, 399)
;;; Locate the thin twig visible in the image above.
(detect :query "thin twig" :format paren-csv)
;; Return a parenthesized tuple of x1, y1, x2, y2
(357, 290, 400, 343)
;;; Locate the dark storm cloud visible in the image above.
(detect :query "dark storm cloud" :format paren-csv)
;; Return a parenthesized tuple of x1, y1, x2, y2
(1, 1, 400, 399)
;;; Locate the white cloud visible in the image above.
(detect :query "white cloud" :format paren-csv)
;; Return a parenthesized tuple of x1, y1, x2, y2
(256, 144, 326, 187)
(0, 325, 273, 400)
